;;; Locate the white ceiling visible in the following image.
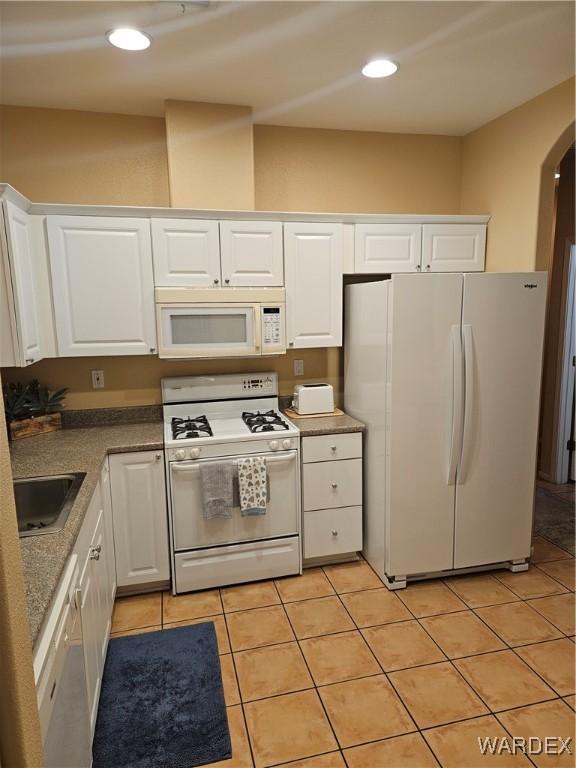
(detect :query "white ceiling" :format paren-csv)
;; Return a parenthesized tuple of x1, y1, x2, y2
(0, 1, 573, 135)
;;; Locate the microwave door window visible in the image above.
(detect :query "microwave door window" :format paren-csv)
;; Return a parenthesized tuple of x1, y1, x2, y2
(170, 313, 248, 345)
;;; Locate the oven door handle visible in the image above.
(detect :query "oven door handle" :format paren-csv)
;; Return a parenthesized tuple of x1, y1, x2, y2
(171, 452, 297, 471)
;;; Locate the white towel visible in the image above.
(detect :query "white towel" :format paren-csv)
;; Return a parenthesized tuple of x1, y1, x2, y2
(237, 456, 267, 516)
(200, 461, 234, 519)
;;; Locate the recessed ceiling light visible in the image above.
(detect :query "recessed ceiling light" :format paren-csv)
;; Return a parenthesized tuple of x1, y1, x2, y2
(106, 28, 151, 51)
(362, 59, 398, 79)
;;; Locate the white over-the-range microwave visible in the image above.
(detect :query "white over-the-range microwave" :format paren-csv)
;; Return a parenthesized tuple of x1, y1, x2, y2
(155, 287, 286, 358)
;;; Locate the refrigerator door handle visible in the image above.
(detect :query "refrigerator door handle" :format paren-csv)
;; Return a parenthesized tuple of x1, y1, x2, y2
(458, 324, 474, 484)
(448, 325, 464, 485)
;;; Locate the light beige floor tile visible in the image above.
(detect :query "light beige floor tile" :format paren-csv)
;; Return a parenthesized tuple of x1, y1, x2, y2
(444, 574, 520, 609)
(322, 561, 383, 593)
(299, 630, 380, 685)
(344, 732, 438, 768)
(275, 569, 335, 603)
(515, 639, 576, 696)
(397, 582, 467, 618)
(111, 593, 162, 633)
(528, 593, 576, 635)
(423, 715, 533, 768)
(279, 753, 346, 768)
(361, 620, 445, 671)
(234, 642, 313, 702)
(496, 700, 576, 768)
(164, 615, 231, 654)
(318, 675, 415, 748)
(537, 561, 576, 591)
(284, 596, 354, 639)
(340, 588, 412, 627)
(162, 589, 222, 623)
(110, 624, 161, 638)
(205, 705, 253, 768)
(475, 602, 562, 647)
(532, 536, 573, 564)
(220, 654, 241, 706)
(494, 569, 568, 599)
(244, 690, 337, 768)
(389, 661, 488, 729)
(420, 611, 506, 659)
(454, 650, 556, 711)
(221, 581, 281, 613)
(226, 605, 294, 651)
(564, 695, 575, 710)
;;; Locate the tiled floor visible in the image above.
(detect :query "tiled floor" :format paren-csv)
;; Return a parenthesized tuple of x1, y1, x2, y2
(111, 538, 576, 768)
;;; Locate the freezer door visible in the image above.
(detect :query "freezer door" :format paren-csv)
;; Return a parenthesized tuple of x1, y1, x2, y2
(386, 274, 463, 578)
(454, 272, 547, 569)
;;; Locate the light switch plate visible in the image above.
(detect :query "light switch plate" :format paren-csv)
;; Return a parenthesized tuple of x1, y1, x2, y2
(91, 370, 105, 389)
(294, 359, 304, 377)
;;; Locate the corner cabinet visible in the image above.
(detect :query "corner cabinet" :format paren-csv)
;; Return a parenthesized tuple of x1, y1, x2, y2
(284, 223, 343, 348)
(47, 215, 157, 356)
(109, 450, 170, 589)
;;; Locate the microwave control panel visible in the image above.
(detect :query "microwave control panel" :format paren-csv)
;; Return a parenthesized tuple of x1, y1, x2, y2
(262, 306, 282, 346)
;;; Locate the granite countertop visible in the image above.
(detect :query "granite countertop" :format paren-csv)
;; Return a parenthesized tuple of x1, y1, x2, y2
(11, 423, 163, 647)
(283, 410, 365, 437)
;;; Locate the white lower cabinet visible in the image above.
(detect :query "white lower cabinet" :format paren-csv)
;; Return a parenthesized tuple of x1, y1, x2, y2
(109, 450, 170, 589)
(302, 432, 363, 563)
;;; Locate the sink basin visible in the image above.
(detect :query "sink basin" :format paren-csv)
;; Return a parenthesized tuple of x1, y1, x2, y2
(14, 473, 86, 537)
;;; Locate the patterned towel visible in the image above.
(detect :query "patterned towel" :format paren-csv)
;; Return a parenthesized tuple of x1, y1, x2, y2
(200, 461, 234, 519)
(237, 456, 267, 516)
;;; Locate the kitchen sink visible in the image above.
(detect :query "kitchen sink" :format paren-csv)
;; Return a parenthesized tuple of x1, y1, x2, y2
(14, 473, 86, 537)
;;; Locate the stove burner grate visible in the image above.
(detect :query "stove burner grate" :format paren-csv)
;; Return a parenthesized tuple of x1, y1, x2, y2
(242, 410, 289, 434)
(171, 415, 213, 440)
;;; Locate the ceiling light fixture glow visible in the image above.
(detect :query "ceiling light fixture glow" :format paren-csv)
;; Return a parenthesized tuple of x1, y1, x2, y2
(106, 28, 151, 51)
(362, 59, 398, 78)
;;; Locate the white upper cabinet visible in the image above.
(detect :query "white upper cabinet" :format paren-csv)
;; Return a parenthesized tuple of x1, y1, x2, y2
(355, 223, 422, 274)
(220, 221, 284, 286)
(284, 223, 343, 348)
(422, 224, 486, 272)
(151, 219, 221, 287)
(2, 200, 43, 365)
(47, 216, 157, 356)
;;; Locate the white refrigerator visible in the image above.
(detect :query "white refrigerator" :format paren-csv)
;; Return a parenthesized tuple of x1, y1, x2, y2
(345, 273, 547, 589)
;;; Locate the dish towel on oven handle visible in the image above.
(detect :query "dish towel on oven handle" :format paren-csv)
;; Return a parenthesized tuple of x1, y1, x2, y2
(237, 456, 267, 516)
(200, 461, 234, 519)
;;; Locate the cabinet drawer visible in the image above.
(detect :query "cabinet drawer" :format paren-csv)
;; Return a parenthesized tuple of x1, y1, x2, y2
(302, 433, 362, 463)
(304, 507, 362, 560)
(303, 458, 362, 511)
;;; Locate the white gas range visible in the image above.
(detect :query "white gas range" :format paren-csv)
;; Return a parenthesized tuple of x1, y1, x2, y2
(162, 372, 301, 594)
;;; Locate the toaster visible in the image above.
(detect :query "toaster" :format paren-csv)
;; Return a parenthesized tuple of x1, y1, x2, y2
(292, 383, 335, 415)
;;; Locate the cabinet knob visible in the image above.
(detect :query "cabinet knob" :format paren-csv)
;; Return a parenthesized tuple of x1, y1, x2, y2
(214, 278, 219, 284)
(331, 529, 338, 536)
(331, 482, 338, 489)
(155, 453, 162, 461)
(93, 544, 102, 553)
(416, 264, 421, 272)
(149, 347, 156, 354)
(25, 358, 34, 364)
(90, 551, 100, 561)
(425, 265, 431, 272)
(288, 341, 294, 347)
(225, 278, 230, 284)
(330, 445, 337, 452)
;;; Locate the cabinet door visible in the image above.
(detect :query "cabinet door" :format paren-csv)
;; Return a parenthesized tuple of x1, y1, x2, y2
(100, 460, 117, 607)
(220, 221, 284, 286)
(355, 224, 422, 273)
(109, 451, 170, 588)
(284, 223, 343, 348)
(47, 216, 156, 356)
(422, 224, 486, 272)
(3, 200, 43, 365)
(151, 218, 221, 287)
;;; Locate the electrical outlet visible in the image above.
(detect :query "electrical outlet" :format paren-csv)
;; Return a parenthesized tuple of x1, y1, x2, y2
(294, 359, 304, 377)
(91, 370, 105, 389)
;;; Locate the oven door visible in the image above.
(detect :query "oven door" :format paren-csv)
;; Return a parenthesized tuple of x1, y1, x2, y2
(157, 303, 261, 358)
(170, 451, 299, 550)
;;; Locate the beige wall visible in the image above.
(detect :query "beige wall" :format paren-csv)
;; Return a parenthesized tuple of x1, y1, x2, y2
(460, 78, 575, 272)
(165, 100, 255, 209)
(254, 125, 462, 213)
(0, 373, 43, 767)
(0, 105, 170, 206)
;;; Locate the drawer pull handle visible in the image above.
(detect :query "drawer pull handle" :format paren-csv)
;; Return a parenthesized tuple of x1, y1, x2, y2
(331, 482, 338, 489)
(331, 529, 338, 536)
(330, 445, 337, 452)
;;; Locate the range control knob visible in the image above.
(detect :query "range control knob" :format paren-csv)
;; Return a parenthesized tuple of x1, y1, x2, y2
(189, 447, 201, 459)
(269, 440, 280, 451)
(282, 439, 292, 450)
(174, 449, 186, 460)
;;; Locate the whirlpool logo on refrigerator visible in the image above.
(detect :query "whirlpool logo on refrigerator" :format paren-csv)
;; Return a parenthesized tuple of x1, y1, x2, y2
(524, 283, 538, 289)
